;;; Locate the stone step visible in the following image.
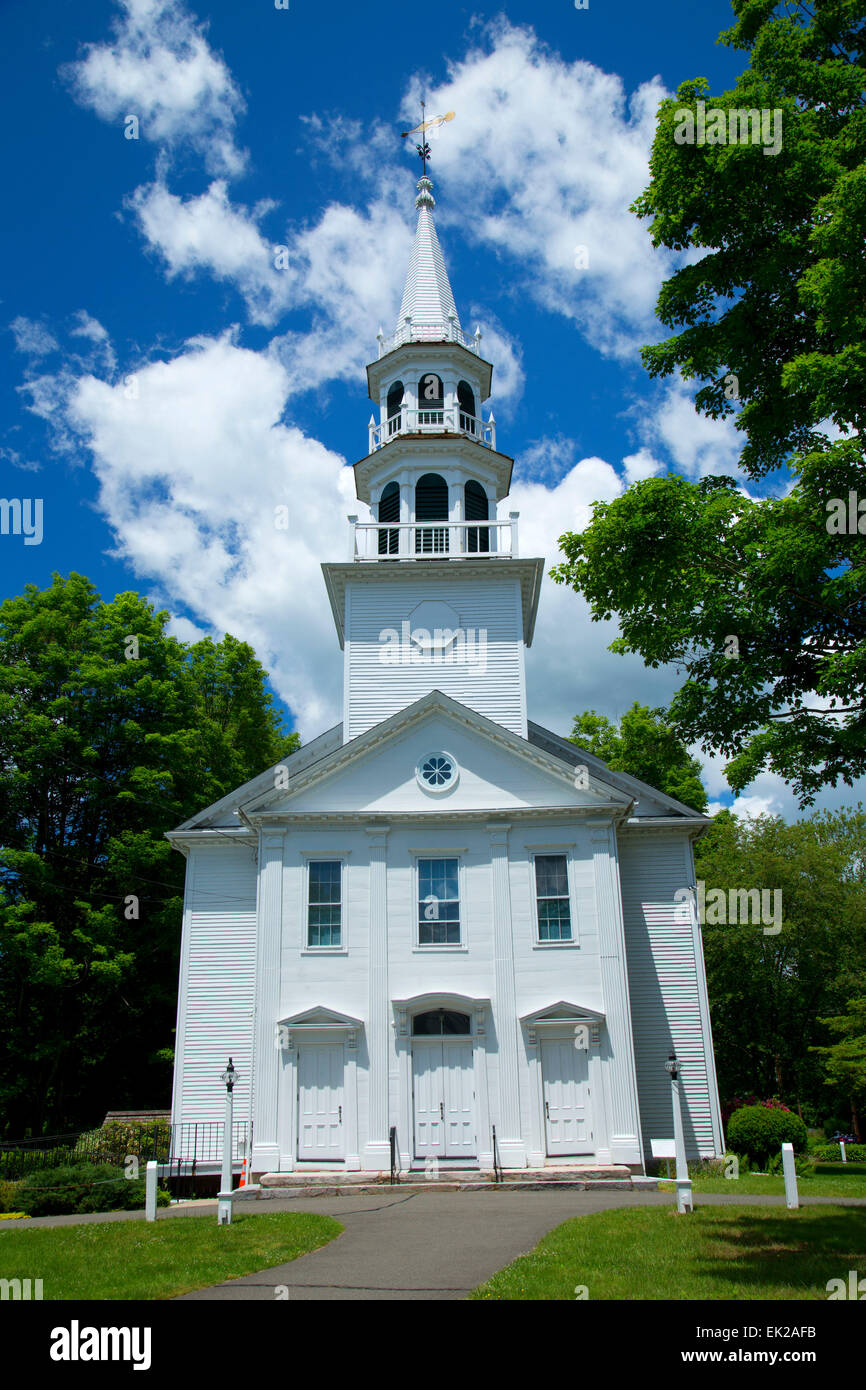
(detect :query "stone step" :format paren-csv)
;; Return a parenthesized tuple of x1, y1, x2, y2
(253, 1169, 658, 1198)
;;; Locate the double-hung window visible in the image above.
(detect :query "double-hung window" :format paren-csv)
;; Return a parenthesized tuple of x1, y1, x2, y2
(534, 854, 572, 942)
(417, 857, 460, 946)
(307, 861, 342, 948)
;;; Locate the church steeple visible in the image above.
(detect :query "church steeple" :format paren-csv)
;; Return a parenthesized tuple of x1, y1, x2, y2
(321, 168, 544, 744)
(397, 176, 461, 336)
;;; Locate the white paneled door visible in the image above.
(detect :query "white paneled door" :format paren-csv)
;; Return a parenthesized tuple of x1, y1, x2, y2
(297, 1044, 345, 1161)
(413, 1042, 476, 1158)
(541, 1038, 592, 1157)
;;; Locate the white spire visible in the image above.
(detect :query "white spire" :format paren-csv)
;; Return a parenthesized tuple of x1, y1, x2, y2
(396, 176, 461, 333)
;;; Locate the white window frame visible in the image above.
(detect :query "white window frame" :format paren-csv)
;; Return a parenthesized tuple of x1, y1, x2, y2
(300, 853, 350, 954)
(411, 851, 466, 951)
(527, 847, 579, 948)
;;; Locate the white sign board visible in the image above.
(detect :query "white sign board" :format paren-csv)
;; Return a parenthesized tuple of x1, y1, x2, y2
(650, 1139, 676, 1159)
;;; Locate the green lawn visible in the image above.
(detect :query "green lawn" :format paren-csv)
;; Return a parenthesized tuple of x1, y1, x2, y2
(0, 1211, 342, 1300)
(471, 1204, 866, 1300)
(658, 1164, 866, 1199)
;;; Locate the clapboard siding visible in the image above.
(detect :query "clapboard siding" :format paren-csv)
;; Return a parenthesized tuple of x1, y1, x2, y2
(172, 844, 258, 1128)
(345, 576, 525, 738)
(619, 835, 722, 1157)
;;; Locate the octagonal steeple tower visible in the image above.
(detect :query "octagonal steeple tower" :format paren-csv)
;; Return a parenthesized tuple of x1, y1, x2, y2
(322, 174, 543, 742)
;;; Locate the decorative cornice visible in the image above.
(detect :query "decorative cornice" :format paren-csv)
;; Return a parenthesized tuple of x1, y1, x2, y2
(322, 556, 544, 649)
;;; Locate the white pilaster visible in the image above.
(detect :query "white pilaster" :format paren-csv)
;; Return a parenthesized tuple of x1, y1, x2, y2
(252, 828, 285, 1173)
(589, 819, 643, 1165)
(488, 823, 526, 1166)
(363, 824, 391, 1169)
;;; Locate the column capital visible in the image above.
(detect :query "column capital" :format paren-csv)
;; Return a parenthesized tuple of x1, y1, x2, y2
(486, 822, 511, 846)
(365, 823, 390, 848)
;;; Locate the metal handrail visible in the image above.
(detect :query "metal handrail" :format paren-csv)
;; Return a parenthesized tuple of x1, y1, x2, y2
(389, 1126, 400, 1185)
(492, 1125, 502, 1183)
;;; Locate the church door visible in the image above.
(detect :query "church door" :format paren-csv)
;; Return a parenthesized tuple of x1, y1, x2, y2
(412, 1036, 475, 1160)
(297, 1044, 345, 1161)
(541, 1038, 592, 1157)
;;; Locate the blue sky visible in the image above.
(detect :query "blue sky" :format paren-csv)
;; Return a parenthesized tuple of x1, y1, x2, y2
(1, 0, 858, 819)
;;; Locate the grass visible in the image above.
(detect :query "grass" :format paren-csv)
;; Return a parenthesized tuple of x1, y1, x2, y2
(471, 1204, 866, 1300)
(0, 1210, 342, 1300)
(657, 1164, 866, 1199)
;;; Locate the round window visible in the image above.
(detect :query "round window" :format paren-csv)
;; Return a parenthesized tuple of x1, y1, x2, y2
(416, 751, 458, 794)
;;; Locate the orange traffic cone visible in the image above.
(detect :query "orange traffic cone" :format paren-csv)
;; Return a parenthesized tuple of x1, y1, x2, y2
(238, 1157, 247, 1189)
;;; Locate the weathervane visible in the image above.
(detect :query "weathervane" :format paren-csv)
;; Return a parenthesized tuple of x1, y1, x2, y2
(402, 101, 455, 174)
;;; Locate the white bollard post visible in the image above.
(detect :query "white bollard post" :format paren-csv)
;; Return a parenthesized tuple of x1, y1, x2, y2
(671, 1075, 693, 1213)
(840, 1140, 847, 1164)
(781, 1142, 799, 1209)
(145, 1161, 158, 1222)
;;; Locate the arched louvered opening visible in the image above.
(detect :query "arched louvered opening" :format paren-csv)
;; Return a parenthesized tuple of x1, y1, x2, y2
(378, 481, 400, 556)
(458, 381, 477, 435)
(415, 472, 449, 556)
(465, 479, 490, 554)
(418, 373, 444, 427)
(386, 381, 404, 438)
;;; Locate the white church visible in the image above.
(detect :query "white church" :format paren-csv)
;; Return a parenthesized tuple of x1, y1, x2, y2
(167, 171, 724, 1178)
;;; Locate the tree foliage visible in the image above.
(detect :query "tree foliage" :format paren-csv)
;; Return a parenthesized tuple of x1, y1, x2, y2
(0, 573, 298, 1134)
(552, 1, 866, 805)
(694, 806, 866, 1126)
(568, 701, 708, 812)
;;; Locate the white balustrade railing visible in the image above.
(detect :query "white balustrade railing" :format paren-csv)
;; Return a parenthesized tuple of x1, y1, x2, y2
(349, 515, 519, 561)
(377, 318, 481, 357)
(368, 407, 496, 453)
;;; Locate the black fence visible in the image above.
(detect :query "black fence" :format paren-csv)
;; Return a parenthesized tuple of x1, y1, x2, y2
(0, 1121, 253, 1196)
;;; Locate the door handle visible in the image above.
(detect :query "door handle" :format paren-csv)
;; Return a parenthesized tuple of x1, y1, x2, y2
(544, 1101, 549, 1120)
(338, 1106, 342, 1123)
(439, 1102, 444, 1120)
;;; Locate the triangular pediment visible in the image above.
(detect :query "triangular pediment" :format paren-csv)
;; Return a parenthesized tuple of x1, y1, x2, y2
(521, 1000, 606, 1026)
(241, 692, 632, 820)
(278, 1006, 363, 1031)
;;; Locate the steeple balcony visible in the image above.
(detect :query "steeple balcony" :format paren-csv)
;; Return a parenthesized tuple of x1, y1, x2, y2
(368, 403, 496, 453)
(347, 511, 520, 561)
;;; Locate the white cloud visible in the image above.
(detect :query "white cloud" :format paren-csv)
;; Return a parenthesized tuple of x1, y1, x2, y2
(129, 180, 293, 325)
(642, 377, 743, 479)
(64, 0, 246, 176)
(622, 447, 664, 484)
(65, 332, 352, 732)
(10, 317, 59, 358)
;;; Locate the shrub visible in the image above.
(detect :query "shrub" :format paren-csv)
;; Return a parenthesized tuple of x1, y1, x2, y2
(0, 1179, 23, 1213)
(766, 1150, 813, 1177)
(726, 1105, 808, 1164)
(809, 1142, 866, 1162)
(17, 1163, 171, 1218)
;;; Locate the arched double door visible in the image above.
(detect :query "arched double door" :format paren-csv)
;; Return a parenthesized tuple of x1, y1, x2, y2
(411, 1009, 476, 1159)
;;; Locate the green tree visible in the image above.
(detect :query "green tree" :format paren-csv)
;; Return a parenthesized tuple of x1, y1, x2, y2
(0, 573, 298, 1134)
(552, 1, 866, 805)
(694, 806, 866, 1120)
(813, 996, 866, 1139)
(568, 701, 708, 812)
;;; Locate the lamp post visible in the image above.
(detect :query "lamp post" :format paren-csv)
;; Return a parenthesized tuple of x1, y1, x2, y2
(665, 1052, 693, 1214)
(218, 1058, 238, 1226)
